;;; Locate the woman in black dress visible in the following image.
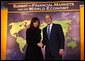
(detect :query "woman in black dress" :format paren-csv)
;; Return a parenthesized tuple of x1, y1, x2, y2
(25, 17, 43, 60)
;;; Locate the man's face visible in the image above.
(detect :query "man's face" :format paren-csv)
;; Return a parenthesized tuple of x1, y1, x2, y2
(44, 15, 52, 25)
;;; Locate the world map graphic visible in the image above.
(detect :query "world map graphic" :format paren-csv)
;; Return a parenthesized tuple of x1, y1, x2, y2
(9, 20, 77, 53)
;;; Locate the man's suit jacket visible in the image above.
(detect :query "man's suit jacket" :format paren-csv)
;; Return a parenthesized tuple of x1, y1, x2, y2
(42, 23, 65, 57)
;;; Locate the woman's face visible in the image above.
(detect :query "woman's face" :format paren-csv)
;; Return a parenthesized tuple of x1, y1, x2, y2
(33, 21, 39, 27)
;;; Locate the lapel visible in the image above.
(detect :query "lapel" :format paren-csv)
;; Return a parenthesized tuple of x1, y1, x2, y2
(45, 26, 48, 39)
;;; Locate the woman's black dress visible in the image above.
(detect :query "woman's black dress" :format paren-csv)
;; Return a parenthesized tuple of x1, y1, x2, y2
(25, 27, 43, 60)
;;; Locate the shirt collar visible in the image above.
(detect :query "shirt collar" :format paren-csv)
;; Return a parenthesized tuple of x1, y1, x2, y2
(48, 23, 53, 27)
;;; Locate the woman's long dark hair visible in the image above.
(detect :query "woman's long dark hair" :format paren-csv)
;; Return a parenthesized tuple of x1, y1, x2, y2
(30, 17, 40, 29)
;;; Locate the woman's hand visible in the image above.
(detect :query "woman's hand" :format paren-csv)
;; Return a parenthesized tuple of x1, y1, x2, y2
(37, 42, 43, 48)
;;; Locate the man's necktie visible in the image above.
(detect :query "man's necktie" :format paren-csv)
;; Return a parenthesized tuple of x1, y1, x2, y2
(47, 26, 50, 40)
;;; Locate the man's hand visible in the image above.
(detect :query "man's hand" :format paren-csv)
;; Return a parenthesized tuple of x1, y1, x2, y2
(37, 42, 43, 48)
(59, 49, 64, 56)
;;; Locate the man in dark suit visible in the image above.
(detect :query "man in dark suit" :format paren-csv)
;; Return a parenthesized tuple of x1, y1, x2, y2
(41, 14, 65, 60)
